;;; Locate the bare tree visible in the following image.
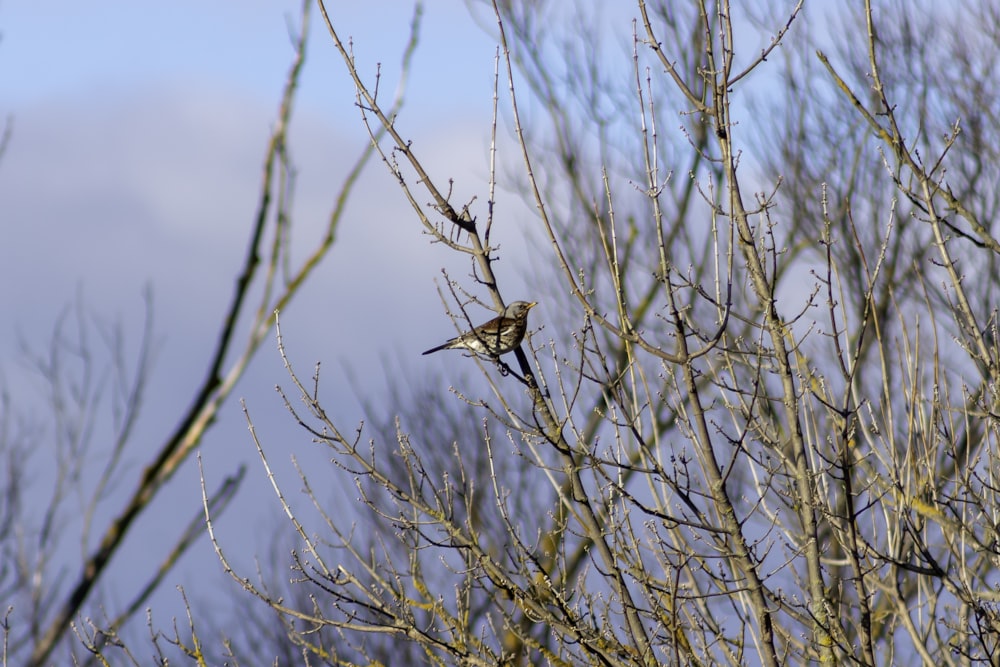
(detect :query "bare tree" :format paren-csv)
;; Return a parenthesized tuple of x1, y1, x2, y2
(129, 0, 1000, 665)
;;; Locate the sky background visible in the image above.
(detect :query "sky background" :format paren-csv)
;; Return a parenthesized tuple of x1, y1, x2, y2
(0, 0, 543, 648)
(0, 0, 856, 658)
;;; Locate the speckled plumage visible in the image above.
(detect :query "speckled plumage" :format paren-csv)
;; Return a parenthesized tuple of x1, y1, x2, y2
(422, 301, 537, 356)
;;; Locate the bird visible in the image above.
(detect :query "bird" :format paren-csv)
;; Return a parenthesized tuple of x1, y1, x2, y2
(422, 301, 537, 356)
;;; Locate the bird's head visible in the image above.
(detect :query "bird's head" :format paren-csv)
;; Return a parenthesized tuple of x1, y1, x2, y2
(505, 301, 537, 319)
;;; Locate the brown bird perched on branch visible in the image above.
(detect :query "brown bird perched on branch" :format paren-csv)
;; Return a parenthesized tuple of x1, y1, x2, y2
(422, 301, 537, 356)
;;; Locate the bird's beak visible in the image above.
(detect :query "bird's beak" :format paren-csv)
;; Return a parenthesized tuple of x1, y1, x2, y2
(527, 302, 537, 309)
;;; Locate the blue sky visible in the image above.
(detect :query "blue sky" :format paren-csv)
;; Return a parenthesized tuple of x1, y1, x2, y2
(0, 0, 540, 649)
(0, 0, 870, 659)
